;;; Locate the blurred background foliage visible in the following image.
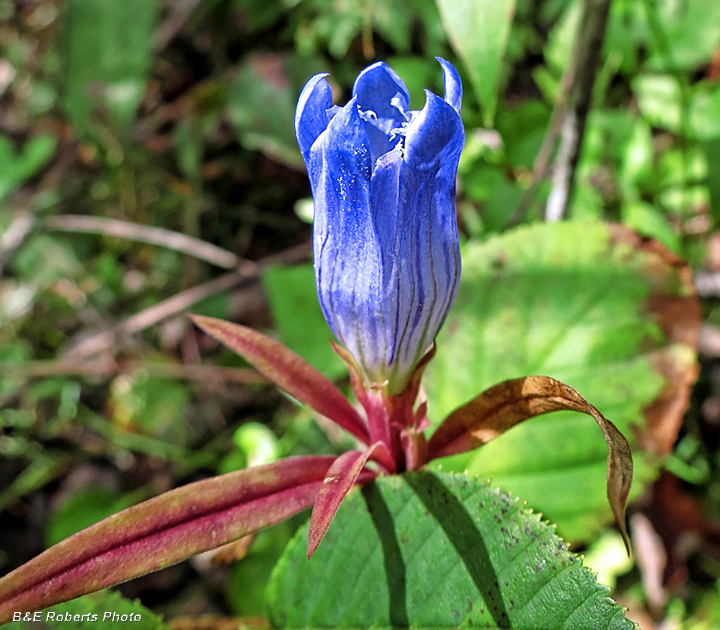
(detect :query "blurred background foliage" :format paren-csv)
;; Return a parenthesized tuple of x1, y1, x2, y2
(1, 0, 720, 628)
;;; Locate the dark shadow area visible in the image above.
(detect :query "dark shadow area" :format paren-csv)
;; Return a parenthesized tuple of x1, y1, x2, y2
(362, 482, 410, 628)
(405, 473, 510, 628)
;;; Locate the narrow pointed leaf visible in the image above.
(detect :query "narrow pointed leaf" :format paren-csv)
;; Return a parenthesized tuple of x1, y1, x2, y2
(191, 314, 369, 443)
(436, 0, 515, 125)
(0, 456, 335, 624)
(428, 376, 633, 553)
(307, 443, 385, 559)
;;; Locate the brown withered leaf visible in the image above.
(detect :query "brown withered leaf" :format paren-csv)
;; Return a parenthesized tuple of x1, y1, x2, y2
(425, 223, 700, 542)
(428, 375, 633, 553)
(607, 226, 701, 456)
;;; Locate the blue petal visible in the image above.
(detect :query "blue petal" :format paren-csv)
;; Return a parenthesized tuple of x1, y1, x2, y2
(353, 62, 411, 166)
(404, 90, 464, 170)
(375, 91, 463, 386)
(295, 73, 333, 165)
(308, 99, 389, 378)
(299, 60, 465, 393)
(368, 147, 406, 372)
(352, 61, 410, 123)
(436, 57, 462, 113)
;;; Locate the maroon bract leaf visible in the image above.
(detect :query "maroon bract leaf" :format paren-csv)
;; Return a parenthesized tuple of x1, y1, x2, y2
(0, 456, 336, 623)
(331, 341, 392, 449)
(428, 376, 633, 553)
(307, 443, 385, 559)
(191, 315, 369, 444)
(331, 341, 437, 471)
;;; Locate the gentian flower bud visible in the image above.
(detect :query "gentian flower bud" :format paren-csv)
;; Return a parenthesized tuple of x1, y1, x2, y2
(296, 59, 464, 395)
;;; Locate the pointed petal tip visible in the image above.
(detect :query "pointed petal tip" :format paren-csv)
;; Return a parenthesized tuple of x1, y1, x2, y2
(435, 57, 462, 113)
(351, 62, 410, 124)
(310, 95, 371, 180)
(296, 73, 331, 114)
(352, 61, 409, 99)
(295, 73, 334, 163)
(404, 90, 464, 167)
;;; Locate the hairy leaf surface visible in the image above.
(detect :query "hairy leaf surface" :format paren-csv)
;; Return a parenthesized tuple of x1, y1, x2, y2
(267, 472, 635, 630)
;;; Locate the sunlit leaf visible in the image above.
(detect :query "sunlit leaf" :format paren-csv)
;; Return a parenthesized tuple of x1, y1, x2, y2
(634, 75, 720, 141)
(268, 472, 634, 629)
(0, 134, 57, 202)
(645, 0, 720, 72)
(425, 222, 699, 541)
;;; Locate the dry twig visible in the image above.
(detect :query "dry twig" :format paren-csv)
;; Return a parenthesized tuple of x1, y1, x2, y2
(6, 359, 268, 384)
(61, 241, 311, 362)
(545, 0, 612, 222)
(44, 215, 239, 269)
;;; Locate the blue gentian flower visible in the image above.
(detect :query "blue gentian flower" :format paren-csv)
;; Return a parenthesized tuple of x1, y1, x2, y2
(295, 58, 464, 395)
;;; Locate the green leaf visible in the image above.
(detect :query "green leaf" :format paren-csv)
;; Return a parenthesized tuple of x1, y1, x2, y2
(704, 139, 720, 227)
(226, 523, 295, 618)
(267, 472, 635, 629)
(425, 222, 698, 542)
(622, 201, 681, 254)
(227, 54, 304, 169)
(11, 234, 82, 283)
(3, 590, 169, 630)
(63, 0, 158, 137)
(108, 373, 190, 445)
(0, 134, 57, 202)
(633, 75, 720, 141)
(0, 454, 71, 513)
(436, 0, 516, 125)
(645, 0, 720, 72)
(633, 74, 683, 132)
(618, 119, 655, 196)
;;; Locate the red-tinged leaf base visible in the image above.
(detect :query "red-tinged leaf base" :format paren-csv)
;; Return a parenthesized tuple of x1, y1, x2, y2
(191, 315, 369, 444)
(331, 341, 435, 472)
(0, 457, 337, 624)
(307, 443, 386, 558)
(428, 376, 634, 553)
